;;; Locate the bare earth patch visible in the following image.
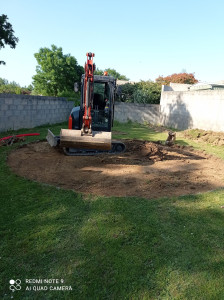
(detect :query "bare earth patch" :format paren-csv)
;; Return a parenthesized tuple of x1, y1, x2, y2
(8, 140, 224, 199)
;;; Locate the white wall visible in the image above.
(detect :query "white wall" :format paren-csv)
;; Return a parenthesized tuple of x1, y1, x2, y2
(115, 102, 160, 124)
(160, 90, 224, 131)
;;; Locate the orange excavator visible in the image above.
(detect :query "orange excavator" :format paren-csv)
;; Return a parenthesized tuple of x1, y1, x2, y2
(47, 52, 125, 155)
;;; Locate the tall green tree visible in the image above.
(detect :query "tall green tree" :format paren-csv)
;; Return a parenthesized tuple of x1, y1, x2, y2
(0, 14, 19, 65)
(32, 45, 84, 96)
(105, 68, 129, 80)
(94, 67, 129, 80)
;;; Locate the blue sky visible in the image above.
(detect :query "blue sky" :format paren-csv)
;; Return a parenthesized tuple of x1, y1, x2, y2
(1, 0, 224, 86)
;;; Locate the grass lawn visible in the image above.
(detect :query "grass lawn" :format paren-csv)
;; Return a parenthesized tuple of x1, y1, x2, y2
(1, 121, 224, 299)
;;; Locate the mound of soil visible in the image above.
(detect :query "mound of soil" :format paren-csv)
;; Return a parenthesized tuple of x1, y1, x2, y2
(7, 140, 224, 199)
(125, 140, 164, 161)
(183, 129, 224, 146)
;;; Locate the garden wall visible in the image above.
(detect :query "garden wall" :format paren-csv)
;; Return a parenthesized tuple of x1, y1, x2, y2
(1, 91, 224, 133)
(160, 90, 224, 131)
(114, 102, 160, 124)
(0, 94, 74, 132)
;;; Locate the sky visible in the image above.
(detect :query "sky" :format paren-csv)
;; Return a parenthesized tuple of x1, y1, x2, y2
(1, 0, 224, 87)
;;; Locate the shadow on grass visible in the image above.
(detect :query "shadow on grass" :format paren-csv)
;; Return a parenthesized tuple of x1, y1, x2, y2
(1, 144, 224, 299)
(72, 193, 224, 299)
(1, 122, 224, 299)
(175, 139, 190, 146)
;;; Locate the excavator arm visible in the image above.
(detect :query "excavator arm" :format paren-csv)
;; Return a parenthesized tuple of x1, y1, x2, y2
(81, 52, 95, 135)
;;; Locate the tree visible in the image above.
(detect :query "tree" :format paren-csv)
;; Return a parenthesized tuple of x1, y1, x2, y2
(105, 68, 129, 80)
(0, 77, 33, 94)
(32, 45, 84, 96)
(0, 14, 19, 65)
(94, 68, 104, 76)
(156, 73, 198, 85)
(94, 67, 129, 80)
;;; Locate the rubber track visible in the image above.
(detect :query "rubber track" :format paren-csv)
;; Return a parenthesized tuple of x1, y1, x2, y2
(63, 141, 126, 156)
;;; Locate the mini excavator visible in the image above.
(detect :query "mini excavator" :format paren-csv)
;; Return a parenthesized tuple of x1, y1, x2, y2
(47, 52, 125, 155)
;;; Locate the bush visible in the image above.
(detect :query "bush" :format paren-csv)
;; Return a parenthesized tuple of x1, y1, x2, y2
(119, 81, 161, 104)
(135, 81, 161, 104)
(117, 83, 137, 102)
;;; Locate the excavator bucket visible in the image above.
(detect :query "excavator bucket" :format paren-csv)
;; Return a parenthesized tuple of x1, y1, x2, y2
(59, 129, 111, 150)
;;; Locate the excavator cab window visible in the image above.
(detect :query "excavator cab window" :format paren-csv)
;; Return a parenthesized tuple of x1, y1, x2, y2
(91, 82, 112, 131)
(93, 82, 110, 109)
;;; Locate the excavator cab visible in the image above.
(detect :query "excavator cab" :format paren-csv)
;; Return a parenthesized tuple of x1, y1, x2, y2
(71, 75, 115, 133)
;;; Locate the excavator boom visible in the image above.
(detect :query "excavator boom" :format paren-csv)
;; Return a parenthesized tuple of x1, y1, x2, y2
(81, 52, 95, 135)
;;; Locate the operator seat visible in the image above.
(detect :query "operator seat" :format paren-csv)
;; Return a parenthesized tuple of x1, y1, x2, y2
(93, 93, 105, 109)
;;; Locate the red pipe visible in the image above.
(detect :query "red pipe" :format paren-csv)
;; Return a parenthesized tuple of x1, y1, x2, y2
(0, 133, 40, 142)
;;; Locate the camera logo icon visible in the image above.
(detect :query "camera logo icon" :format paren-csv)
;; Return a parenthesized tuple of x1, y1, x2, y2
(9, 279, 21, 292)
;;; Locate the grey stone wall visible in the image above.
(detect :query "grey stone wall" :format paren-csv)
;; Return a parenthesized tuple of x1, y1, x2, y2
(2, 92, 223, 134)
(160, 90, 224, 131)
(114, 102, 160, 124)
(0, 94, 74, 132)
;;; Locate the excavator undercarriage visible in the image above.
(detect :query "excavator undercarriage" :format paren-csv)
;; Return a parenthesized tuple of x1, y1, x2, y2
(47, 130, 125, 156)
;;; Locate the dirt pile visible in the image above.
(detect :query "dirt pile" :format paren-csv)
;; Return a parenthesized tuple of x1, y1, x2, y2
(125, 140, 164, 161)
(183, 129, 224, 146)
(7, 140, 224, 199)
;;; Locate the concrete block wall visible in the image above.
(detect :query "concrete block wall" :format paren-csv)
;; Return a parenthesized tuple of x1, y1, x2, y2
(114, 102, 160, 124)
(160, 90, 224, 131)
(2, 92, 224, 133)
(0, 94, 74, 132)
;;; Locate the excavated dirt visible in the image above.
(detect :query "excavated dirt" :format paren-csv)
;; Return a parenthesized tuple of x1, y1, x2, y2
(7, 140, 224, 199)
(183, 129, 224, 146)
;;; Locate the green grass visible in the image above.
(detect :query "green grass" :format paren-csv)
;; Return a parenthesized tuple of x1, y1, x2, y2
(112, 120, 168, 142)
(1, 121, 224, 299)
(0, 121, 67, 142)
(178, 137, 224, 160)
